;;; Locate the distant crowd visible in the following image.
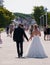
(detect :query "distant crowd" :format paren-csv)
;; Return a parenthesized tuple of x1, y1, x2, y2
(44, 25, 50, 40)
(0, 23, 50, 45)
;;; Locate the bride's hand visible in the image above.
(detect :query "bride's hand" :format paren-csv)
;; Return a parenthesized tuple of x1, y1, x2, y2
(29, 37, 32, 41)
(29, 34, 33, 41)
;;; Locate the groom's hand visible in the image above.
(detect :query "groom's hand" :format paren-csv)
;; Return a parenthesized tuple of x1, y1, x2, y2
(27, 39, 29, 42)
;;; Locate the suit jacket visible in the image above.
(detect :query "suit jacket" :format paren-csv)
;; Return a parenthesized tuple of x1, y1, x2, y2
(13, 26, 28, 42)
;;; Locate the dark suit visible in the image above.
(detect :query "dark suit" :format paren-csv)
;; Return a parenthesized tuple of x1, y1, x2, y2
(13, 26, 28, 57)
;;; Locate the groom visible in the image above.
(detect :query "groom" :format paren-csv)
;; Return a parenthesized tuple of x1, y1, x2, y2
(13, 23, 29, 58)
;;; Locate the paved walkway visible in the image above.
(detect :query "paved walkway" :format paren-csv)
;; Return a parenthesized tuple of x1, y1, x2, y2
(0, 31, 50, 65)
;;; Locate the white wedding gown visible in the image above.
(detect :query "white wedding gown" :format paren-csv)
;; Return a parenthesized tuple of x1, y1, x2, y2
(26, 35, 47, 58)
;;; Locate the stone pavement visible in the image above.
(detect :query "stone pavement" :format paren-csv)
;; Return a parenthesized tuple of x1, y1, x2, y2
(0, 31, 50, 65)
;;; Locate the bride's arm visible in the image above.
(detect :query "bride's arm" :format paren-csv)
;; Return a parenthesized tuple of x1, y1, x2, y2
(39, 31, 41, 36)
(29, 35, 32, 40)
(29, 32, 34, 40)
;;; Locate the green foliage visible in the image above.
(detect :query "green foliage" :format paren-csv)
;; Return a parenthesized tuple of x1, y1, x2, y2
(0, 28, 4, 31)
(32, 6, 45, 25)
(48, 12, 50, 25)
(0, 7, 15, 27)
(14, 12, 32, 19)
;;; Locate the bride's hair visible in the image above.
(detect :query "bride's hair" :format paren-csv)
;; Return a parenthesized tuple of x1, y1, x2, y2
(34, 24, 38, 29)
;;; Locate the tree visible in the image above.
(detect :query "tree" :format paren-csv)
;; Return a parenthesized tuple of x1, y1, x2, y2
(0, 7, 15, 27)
(47, 12, 50, 25)
(32, 6, 45, 25)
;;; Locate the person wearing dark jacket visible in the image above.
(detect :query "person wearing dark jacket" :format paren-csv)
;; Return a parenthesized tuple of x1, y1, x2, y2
(13, 24, 29, 58)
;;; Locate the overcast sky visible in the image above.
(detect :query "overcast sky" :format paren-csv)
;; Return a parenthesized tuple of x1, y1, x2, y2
(4, 0, 50, 14)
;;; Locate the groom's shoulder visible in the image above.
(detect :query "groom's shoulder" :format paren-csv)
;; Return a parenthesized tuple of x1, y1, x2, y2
(14, 27, 18, 31)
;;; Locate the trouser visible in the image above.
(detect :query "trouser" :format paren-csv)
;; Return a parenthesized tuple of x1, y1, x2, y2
(16, 41, 23, 56)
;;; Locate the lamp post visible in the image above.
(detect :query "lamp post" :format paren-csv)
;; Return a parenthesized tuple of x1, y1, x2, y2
(44, 8, 47, 26)
(39, 17, 41, 29)
(40, 15, 44, 28)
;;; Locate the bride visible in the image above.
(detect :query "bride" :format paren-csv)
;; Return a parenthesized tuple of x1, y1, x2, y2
(26, 24, 48, 58)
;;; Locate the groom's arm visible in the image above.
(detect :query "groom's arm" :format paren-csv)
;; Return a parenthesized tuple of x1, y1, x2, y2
(23, 30, 29, 41)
